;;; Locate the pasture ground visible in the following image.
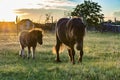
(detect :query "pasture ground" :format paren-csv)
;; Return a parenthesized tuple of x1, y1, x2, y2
(0, 31, 120, 80)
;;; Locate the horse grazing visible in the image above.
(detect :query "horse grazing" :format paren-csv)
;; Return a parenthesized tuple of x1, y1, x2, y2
(53, 18, 86, 64)
(19, 28, 43, 59)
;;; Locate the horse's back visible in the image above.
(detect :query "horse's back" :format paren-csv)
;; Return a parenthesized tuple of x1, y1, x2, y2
(56, 18, 70, 32)
(56, 18, 69, 27)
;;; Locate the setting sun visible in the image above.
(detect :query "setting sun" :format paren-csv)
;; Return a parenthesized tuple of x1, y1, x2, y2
(0, 0, 24, 21)
(0, 9, 16, 21)
(0, 0, 39, 21)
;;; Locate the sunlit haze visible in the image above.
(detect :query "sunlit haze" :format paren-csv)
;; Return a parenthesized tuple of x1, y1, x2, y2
(0, 0, 120, 22)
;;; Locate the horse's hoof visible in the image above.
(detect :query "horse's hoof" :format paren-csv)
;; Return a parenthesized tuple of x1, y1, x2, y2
(22, 56, 25, 59)
(32, 57, 35, 60)
(55, 59, 61, 62)
(19, 54, 22, 57)
(78, 58, 82, 62)
(27, 57, 30, 59)
(19, 53, 22, 57)
(72, 61, 75, 65)
(78, 60, 82, 64)
(73, 62, 75, 64)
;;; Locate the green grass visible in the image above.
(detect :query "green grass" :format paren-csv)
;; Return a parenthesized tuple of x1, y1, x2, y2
(0, 31, 120, 80)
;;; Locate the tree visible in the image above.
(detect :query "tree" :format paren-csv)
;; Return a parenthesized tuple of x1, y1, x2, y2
(45, 13, 51, 23)
(45, 13, 54, 24)
(71, 0, 104, 27)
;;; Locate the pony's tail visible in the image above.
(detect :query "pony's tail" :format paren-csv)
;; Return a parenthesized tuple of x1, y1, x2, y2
(52, 44, 65, 54)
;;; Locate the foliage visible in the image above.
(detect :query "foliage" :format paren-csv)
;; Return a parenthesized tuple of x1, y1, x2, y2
(0, 32, 120, 80)
(71, 0, 104, 26)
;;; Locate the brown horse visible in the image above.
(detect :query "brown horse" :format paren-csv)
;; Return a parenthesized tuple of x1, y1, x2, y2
(19, 28, 43, 59)
(53, 18, 86, 64)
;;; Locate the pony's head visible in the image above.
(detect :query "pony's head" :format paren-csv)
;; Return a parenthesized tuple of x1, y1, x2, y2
(29, 28, 43, 45)
(37, 30, 43, 45)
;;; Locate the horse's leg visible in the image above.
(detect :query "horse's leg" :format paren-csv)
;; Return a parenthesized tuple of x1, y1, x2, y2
(78, 49, 83, 63)
(78, 41, 83, 63)
(32, 47, 36, 59)
(27, 46, 31, 59)
(68, 49, 72, 62)
(55, 35, 62, 62)
(71, 48, 75, 64)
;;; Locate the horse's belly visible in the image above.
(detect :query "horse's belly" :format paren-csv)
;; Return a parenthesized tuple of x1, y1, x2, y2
(57, 33, 71, 47)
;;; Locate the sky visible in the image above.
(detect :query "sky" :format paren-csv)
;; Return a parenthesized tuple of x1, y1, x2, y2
(0, 0, 120, 23)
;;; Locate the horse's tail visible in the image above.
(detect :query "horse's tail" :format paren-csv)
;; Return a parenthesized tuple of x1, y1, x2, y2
(52, 44, 65, 54)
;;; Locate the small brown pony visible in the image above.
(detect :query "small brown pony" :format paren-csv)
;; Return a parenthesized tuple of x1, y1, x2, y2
(53, 18, 86, 64)
(19, 28, 43, 59)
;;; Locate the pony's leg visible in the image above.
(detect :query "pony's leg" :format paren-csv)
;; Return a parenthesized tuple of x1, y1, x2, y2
(20, 46, 25, 58)
(78, 42, 83, 63)
(68, 49, 72, 62)
(19, 45, 22, 56)
(71, 48, 75, 64)
(27, 46, 31, 59)
(19, 49, 22, 57)
(55, 36, 62, 62)
(32, 47, 36, 59)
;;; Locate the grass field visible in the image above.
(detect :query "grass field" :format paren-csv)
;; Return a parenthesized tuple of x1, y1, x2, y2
(0, 31, 120, 80)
